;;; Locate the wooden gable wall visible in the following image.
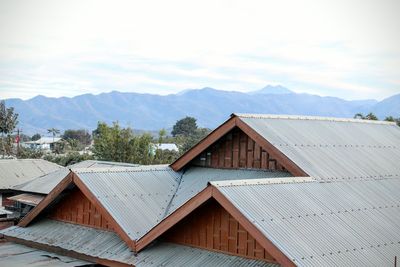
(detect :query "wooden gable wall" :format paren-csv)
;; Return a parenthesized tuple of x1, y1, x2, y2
(47, 187, 114, 231)
(162, 199, 277, 263)
(191, 127, 287, 171)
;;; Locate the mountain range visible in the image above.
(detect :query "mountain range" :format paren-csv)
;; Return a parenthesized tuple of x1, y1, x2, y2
(3, 85, 400, 135)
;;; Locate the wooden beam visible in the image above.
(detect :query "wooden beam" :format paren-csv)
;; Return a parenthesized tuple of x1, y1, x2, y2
(170, 116, 237, 171)
(72, 173, 137, 252)
(136, 187, 213, 251)
(18, 172, 73, 227)
(4, 235, 131, 267)
(212, 187, 296, 267)
(235, 117, 308, 177)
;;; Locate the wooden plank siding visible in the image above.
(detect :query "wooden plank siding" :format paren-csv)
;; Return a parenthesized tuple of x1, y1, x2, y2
(48, 187, 114, 231)
(191, 127, 286, 171)
(163, 199, 277, 263)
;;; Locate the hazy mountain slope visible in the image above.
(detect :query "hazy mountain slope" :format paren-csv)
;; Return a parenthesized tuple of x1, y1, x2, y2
(3, 86, 396, 134)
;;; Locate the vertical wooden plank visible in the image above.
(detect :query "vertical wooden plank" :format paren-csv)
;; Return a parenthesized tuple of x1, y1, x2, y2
(255, 241, 265, 259)
(239, 132, 247, 168)
(261, 150, 268, 169)
(232, 130, 240, 168)
(77, 202, 84, 224)
(237, 224, 247, 256)
(218, 140, 225, 168)
(247, 138, 254, 168)
(211, 145, 219, 168)
(228, 214, 238, 254)
(206, 210, 214, 249)
(89, 202, 95, 226)
(213, 206, 221, 250)
(224, 133, 232, 168)
(83, 199, 90, 225)
(269, 159, 277, 170)
(253, 142, 261, 168)
(199, 209, 207, 247)
(220, 208, 229, 251)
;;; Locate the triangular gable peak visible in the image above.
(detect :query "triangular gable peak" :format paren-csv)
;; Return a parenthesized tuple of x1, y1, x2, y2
(162, 198, 277, 263)
(135, 177, 312, 266)
(18, 171, 136, 251)
(170, 114, 307, 176)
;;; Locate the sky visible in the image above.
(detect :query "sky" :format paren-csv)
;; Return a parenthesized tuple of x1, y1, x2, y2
(0, 0, 399, 101)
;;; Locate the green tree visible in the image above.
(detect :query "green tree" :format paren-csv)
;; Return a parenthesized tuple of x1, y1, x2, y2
(47, 128, 60, 143)
(385, 116, 400, 127)
(158, 128, 167, 144)
(92, 122, 154, 164)
(31, 133, 41, 141)
(353, 112, 378, 120)
(171, 117, 198, 137)
(62, 129, 91, 147)
(0, 101, 18, 156)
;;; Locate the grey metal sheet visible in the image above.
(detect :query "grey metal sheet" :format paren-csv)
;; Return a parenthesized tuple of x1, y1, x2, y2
(13, 168, 70, 194)
(167, 167, 292, 216)
(8, 193, 44, 206)
(0, 241, 90, 266)
(70, 160, 140, 169)
(236, 114, 400, 180)
(0, 159, 63, 189)
(214, 177, 400, 267)
(1, 219, 278, 267)
(76, 165, 182, 240)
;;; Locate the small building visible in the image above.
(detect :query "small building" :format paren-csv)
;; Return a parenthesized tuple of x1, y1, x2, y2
(23, 137, 62, 151)
(1, 113, 399, 266)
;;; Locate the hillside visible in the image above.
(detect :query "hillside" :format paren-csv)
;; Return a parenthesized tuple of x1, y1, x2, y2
(3, 86, 398, 134)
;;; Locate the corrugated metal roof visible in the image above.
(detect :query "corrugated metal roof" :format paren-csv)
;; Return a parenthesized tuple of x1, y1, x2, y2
(236, 113, 400, 180)
(167, 167, 292, 216)
(0, 241, 90, 266)
(75, 165, 181, 240)
(70, 160, 140, 168)
(8, 193, 44, 206)
(1, 219, 278, 267)
(75, 165, 291, 240)
(214, 177, 400, 267)
(13, 160, 140, 194)
(13, 168, 70, 194)
(0, 159, 63, 189)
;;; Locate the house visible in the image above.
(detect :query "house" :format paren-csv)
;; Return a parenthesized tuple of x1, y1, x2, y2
(0, 159, 63, 228)
(23, 137, 62, 151)
(153, 143, 179, 152)
(1, 113, 399, 266)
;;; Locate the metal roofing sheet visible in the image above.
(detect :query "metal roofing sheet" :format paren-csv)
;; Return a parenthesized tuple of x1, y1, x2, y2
(8, 193, 44, 206)
(214, 177, 400, 267)
(0, 159, 63, 189)
(70, 160, 140, 168)
(76, 165, 182, 240)
(237, 114, 400, 180)
(167, 167, 292, 216)
(0, 241, 90, 266)
(1, 219, 278, 267)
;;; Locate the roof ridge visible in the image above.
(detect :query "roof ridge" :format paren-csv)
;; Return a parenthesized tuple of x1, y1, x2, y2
(232, 113, 396, 125)
(211, 176, 315, 187)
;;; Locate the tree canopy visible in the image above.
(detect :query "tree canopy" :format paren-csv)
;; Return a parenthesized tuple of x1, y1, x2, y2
(0, 101, 18, 156)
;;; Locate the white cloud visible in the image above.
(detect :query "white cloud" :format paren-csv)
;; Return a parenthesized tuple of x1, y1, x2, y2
(0, 0, 399, 100)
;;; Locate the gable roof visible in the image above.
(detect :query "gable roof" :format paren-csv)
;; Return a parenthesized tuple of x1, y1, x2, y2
(171, 113, 400, 180)
(2, 218, 278, 266)
(237, 113, 400, 180)
(0, 159, 63, 189)
(213, 176, 400, 267)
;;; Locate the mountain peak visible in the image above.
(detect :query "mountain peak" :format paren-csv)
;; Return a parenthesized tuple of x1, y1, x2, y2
(252, 85, 293, 95)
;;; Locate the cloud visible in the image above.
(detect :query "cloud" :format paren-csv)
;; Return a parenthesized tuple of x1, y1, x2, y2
(0, 0, 399, 100)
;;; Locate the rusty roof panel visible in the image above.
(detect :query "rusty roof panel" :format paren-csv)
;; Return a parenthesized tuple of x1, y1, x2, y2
(214, 177, 400, 267)
(8, 193, 44, 206)
(236, 114, 400, 180)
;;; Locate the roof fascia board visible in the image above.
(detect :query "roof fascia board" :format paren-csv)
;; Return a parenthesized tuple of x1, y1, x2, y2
(18, 172, 73, 227)
(136, 186, 213, 251)
(235, 117, 308, 177)
(170, 116, 237, 171)
(72, 172, 137, 252)
(212, 187, 296, 267)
